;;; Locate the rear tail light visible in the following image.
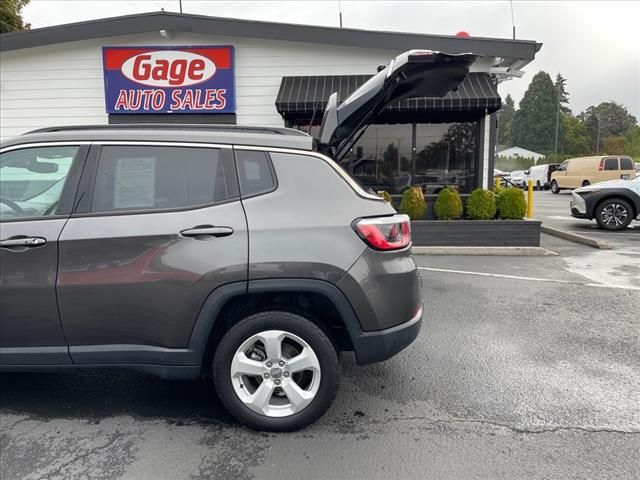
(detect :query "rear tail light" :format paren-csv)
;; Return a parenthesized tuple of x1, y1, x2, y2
(598, 160, 604, 171)
(353, 214, 411, 251)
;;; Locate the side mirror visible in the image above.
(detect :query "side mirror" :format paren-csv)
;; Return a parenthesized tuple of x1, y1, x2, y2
(27, 161, 59, 174)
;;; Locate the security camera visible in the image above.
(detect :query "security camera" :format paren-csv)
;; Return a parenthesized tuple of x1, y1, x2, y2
(489, 66, 524, 78)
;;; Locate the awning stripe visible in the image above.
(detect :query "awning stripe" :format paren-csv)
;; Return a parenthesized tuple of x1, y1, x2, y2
(276, 72, 501, 116)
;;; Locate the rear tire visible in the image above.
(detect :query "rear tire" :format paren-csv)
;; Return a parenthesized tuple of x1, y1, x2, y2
(536, 181, 542, 191)
(551, 180, 560, 194)
(595, 198, 633, 231)
(213, 311, 339, 431)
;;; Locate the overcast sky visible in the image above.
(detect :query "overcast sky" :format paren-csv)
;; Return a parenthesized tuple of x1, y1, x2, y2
(21, 0, 640, 119)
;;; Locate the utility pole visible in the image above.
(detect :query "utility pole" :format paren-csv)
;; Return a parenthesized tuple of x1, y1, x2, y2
(596, 115, 601, 154)
(338, 0, 343, 28)
(179, 0, 183, 13)
(554, 89, 560, 154)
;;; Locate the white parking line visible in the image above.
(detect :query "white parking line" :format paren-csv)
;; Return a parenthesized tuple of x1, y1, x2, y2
(417, 267, 640, 291)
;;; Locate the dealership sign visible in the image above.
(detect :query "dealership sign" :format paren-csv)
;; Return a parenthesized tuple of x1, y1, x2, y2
(102, 46, 235, 114)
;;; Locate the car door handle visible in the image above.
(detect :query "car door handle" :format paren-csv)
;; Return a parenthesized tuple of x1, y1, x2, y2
(180, 225, 233, 239)
(0, 236, 47, 249)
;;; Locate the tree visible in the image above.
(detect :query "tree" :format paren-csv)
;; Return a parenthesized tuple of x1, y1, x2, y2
(604, 136, 625, 155)
(497, 94, 515, 147)
(554, 73, 571, 114)
(578, 102, 638, 153)
(511, 71, 557, 155)
(623, 126, 640, 161)
(0, 0, 31, 33)
(559, 113, 590, 156)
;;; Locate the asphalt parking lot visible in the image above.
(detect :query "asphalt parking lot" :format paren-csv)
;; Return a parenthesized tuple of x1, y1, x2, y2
(532, 190, 640, 254)
(1, 236, 639, 480)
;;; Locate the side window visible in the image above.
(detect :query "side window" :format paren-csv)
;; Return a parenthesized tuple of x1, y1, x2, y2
(236, 150, 276, 197)
(603, 157, 618, 171)
(558, 161, 569, 172)
(0, 145, 80, 221)
(90, 145, 234, 213)
(620, 157, 633, 170)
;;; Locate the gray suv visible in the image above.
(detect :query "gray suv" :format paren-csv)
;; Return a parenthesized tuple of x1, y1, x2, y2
(0, 50, 475, 430)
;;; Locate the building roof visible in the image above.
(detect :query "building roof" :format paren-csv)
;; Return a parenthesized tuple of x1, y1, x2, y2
(496, 146, 545, 158)
(0, 11, 541, 68)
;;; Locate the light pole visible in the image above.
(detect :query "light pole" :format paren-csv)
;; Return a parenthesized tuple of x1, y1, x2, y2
(554, 89, 560, 154)
(596, 115, 601, 154)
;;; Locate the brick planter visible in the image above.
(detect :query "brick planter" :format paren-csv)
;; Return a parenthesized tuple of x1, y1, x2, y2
(411, 219, 541, 247)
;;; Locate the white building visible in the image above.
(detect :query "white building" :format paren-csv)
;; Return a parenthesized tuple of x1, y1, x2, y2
(496, 146, 545, 162)
(0, 11, 540, 192)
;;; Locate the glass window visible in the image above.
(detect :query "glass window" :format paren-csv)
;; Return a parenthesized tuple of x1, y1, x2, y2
(620, 157, 633, 170)
(558, 161, 569, 171)
(236, 150, 276, 197)
(603, 157, 618, 171)
(91, 145, 229, 213)
(0, 145, 79, 221)
(347, 122, 478, 194)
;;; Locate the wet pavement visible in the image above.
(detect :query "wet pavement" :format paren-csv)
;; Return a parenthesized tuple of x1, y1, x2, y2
(1, 237, 639, 479)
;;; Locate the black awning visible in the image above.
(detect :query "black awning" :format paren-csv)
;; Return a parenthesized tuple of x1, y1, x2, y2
(275, 72, 501, 124)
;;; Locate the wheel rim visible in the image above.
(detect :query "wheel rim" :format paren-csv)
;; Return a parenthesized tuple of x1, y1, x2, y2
(230, 330, 321, 417)
(601, 203, 628, 226)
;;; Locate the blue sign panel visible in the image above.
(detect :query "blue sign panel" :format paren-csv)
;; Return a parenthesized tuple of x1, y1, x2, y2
(102, 46, 235, 114)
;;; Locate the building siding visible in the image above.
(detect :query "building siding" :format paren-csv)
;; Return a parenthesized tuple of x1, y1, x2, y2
(1, 31, 403, 140)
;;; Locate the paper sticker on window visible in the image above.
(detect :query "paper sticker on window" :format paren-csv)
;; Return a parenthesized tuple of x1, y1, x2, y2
(114, 157, 156, 209)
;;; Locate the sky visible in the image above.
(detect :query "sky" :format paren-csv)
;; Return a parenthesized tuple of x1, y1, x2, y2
(20, 0, 640, 119)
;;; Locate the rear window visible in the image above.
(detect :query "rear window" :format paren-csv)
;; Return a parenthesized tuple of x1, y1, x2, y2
(620, 157, 634, 170)
(236, 150, 277, 197)
(603, 158, 618, 171)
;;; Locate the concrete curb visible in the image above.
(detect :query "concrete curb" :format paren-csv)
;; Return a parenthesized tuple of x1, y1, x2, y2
(411, 246, 558, 256)
(540, 225, 611, 250)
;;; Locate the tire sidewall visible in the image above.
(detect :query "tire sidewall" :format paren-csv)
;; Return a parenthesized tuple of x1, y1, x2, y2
(213, 311, 339, 431)
(551, 181, 559, 194)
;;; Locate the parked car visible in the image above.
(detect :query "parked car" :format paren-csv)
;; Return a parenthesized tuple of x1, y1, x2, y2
(0, 49, 477, 431)
(570, 175, 640, 230)
(523, 163, 560, 190)
(550, 156, 636, 193)
(509, 170, 526, 188)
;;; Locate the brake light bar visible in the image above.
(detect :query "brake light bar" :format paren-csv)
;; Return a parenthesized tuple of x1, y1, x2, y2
(353, 215, 412, 251)
(598, 159, 604, 171)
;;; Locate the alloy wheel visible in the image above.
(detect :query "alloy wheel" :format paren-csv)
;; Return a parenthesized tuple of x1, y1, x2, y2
(601, 203, 628, 227)
(230, 330, 321, 417)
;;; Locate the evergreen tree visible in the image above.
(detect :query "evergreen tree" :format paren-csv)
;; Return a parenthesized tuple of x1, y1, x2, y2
(0, 0, 30, 33)
(554, 73, 571, 114)
(497, 94, 515, 146)
(511, 72, 557, 154)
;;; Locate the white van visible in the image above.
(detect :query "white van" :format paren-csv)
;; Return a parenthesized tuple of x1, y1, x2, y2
(523, 163, 560, 190)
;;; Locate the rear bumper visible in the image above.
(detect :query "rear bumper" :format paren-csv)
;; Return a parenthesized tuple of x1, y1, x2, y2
(350, 305, 423, 365)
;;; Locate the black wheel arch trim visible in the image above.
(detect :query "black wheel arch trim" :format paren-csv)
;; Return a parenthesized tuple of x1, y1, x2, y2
(585, 189, 640, 219)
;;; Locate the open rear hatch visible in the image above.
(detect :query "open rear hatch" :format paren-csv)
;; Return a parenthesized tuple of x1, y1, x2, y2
(316, 50, 478, 160)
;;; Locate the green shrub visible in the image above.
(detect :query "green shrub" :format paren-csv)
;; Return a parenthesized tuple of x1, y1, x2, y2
(496, 187, 527, 219)
(377, 190, 392, 203)
(434, 186, 463, 220)
(398, 186, 426, 220)
(466, 189, 496, 220)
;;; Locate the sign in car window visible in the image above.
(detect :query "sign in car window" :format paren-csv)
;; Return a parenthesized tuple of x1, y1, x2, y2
(102, 46, 235, 114)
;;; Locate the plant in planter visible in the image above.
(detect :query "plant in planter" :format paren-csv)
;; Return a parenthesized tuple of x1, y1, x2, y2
(496, 187, 527, 219)
(434, 186, 463, 220)
(398, 186, 426, 220)
(466, 188, 496, 220)
(377, 190, 392, 203)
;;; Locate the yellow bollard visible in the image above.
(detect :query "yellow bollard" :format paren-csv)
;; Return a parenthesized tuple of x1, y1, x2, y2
(495, 177, 501, 191)
(527, 179, 534, 218)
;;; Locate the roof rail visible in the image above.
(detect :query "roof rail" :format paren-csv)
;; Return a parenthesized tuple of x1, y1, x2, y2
(25, 124, 310, 137)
